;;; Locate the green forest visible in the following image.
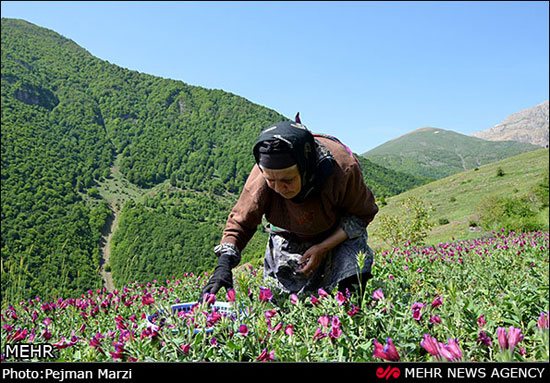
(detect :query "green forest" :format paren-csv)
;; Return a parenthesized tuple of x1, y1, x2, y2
(1, 18, 429, 302)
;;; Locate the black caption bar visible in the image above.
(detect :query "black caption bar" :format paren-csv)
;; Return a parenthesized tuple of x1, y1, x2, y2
(1, 362, 548, 382)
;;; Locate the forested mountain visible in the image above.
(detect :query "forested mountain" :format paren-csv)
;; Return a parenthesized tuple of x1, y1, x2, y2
(362, 126, 539, 179)
(1, 19, 429, 301)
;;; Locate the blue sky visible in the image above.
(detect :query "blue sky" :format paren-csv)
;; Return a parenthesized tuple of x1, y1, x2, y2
(2, 1, 548, 153)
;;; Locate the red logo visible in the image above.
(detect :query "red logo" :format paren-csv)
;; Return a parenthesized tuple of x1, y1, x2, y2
(376, 365, 401, 380)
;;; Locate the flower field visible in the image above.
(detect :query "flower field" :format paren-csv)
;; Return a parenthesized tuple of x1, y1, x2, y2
(2, 230, 549, 362)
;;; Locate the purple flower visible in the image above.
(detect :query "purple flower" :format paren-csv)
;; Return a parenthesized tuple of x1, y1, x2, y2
(318, 315, 330, 327)
(256, 348, 275, 362)
(373, 337, 401, 361)
(238, 324, 249, 336)
(477, 331, 492, 347)
(346, 304, 361, 317)
(430, 315, 442, 324)
(477, 314, 486, 327)
(141, 293, 155, 306)
(226, 289, 236, 302)
(202, 293, 216, 305)
(538, 312, 549, 330)
(421, 334, 441, 357)
(313, 327, 326, 341)
(431, 296, 443, 308)
(421, 334, 463, 361)
(372, 289, 384, 301)
(335, 291, 346, 306)
(507, 327, 524, 352)
(259, 287, 273, 302)
(412, 302, 425, 321)
(285, 324, 294, 336)
(290, 294, 298, 305)
(180, 344, 190, 354)
(264, 309, 277, 319)
(318, 288, 329, 299)
(444, 338, 463, 361)
(497, 326, 523, 353)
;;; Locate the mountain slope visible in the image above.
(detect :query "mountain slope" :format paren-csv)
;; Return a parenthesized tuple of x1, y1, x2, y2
(1, 18, 286, 300)
(368, 148, 549, 249)
(362, 126, 539, 179)
(470, 101, 549, 148)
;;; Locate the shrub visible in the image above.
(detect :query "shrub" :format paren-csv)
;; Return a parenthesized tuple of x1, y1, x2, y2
(477, 195, 544, 233)
(377, 196, 434, 248)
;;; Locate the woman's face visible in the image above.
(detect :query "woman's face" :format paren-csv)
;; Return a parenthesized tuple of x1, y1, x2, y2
(260, 164, 302, 199)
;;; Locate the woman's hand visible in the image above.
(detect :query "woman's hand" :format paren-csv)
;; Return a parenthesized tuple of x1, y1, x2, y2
(297, 227, 349, 275)
(297, 244, 327, 275)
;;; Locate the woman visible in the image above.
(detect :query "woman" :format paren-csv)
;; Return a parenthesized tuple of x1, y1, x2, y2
(200, 118, 378, 297)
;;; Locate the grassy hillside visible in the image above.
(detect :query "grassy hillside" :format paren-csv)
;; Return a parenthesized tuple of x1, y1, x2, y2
(368, 148, 550, 250)
(362, 127, 539, 180)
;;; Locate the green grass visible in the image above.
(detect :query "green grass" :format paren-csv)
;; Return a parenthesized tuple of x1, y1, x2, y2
(369, 148, 549, 250)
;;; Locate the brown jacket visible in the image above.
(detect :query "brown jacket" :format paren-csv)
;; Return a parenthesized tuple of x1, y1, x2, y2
(221, 136, 379, 251)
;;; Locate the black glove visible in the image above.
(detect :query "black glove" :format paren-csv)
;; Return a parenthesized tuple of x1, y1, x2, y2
(199, 243, 240, 301)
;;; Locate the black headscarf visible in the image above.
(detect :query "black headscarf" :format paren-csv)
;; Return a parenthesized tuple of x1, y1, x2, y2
(253, 120, 334, 203)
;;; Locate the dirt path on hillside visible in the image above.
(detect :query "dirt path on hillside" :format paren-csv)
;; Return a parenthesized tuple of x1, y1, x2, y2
(99, 201, 120, 292)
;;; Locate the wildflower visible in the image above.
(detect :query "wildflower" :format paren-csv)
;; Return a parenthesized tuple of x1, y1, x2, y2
(53, 337, 76, 349)
(285, 324, 294, 336)
(335, 291, 346, 306)
(210, 337, 218, 346)
(89, 333, 104, 351)
(7, 328, 28, 342)
(290, 294, 298, 305)
(318, 288, 329, 299)
(313, 327, 326, 341)
(373, 337, 400, 361)
(346, 304, 361, 317)
(430, 315, 442, 324)
(372, 289, 384, 301)
(497, 327, 509, 350)
(477, 331, 492, 347)
(270, 322, 283, 332)
(264, 310, 277, 319)
(180, 344, 190, 354)
(238, 324, 249, 336)
(206, 310, 222, 327)
(318, 315, 330, 327)
(202, 293, 216, 305)
(431, 296, 443, 308)
(226, 289, 236, 302)
(310, 295, 320, 305)
(507, 327, 524, 353)
(411, 302, 425, 321)
(259, 287, 273, 302)
(141, 293, 155, 306)
(421, 334, 441, 358)
(421, 334, 462, 361)
(256, 348, 275, 362)
(538, 312, 549, 330)
(443, 338, 463, 361)
(329, 317, 342, 339)
(43, 318, 52, 326)
(42, 328, 52, 340)
(477, 314, 486, 327)
(111, 343, 125, 360)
